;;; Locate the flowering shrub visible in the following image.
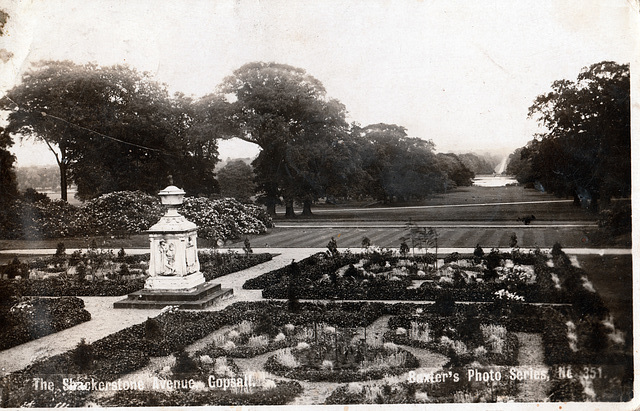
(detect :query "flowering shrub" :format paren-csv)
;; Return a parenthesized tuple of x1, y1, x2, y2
(494, 289, 525, 302)
(82, 191, 164, 235)
(9, 199, 86, 239)
(1, 191, 272, 242)
(179, 197, 272, 242)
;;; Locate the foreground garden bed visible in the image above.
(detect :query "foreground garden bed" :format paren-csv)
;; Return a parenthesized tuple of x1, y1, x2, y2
(0, 296, 91, 351)
(0, 297, 632, 406)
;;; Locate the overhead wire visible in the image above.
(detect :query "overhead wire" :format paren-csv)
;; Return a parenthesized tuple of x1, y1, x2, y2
(3, 95, 170, 154)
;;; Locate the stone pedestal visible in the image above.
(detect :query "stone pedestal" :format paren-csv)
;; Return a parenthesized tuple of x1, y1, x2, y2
(114, 186, 232, 309)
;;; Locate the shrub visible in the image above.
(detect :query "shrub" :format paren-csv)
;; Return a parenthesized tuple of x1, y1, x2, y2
(83, 191, 164, 236)
(171, 349, 199, 376)
(179, 197, 271, 242)
(275, 348, 299, 368)
(598, 203, 631, 235)
(72, 338, 94, 371)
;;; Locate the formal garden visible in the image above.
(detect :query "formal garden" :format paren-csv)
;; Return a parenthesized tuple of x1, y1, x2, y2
(0, 241, 632, 406)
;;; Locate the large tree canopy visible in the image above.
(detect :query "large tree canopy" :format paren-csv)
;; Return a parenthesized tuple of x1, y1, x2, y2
(218, 62, 351, 215)
(526, 61, 630, 210)
(354, 123, 446, 202)
(1, 61, 220, 200)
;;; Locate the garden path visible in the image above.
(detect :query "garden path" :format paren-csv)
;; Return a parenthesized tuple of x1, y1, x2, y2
(0, 296, 159, 376)
(513, 332, 549, 402)
(0, 248, 319, 377)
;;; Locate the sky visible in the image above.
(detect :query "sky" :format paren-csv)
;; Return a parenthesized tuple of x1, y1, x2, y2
(0, 0, 637, 166)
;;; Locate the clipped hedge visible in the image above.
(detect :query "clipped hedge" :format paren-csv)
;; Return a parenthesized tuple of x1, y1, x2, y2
(264, 346, 419, 383)
(1, 278, 146, 297)
(199, 252, 272, 281)
(0, 296, 91, 351)
(97, 381, 303, 407)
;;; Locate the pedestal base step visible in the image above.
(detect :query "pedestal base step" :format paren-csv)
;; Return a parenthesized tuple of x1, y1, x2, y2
(113, 282, 233, 309)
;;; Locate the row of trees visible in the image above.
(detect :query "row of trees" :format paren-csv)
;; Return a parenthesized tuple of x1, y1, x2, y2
(1, 61, 483, 215)
(507, 61, 630, 211)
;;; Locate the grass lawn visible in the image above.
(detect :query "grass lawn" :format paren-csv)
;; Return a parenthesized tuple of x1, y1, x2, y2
(273, 185, 599, 222)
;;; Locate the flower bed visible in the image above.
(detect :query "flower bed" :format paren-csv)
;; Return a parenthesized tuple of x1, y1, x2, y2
(195, 319, 297, 358)
(1, 252, 272, 297)
(385, 319, 519, 367)
(97, 380, 303, 407)
(265, 342, 419, 382)
(0, 301, 389, 407)
(325, 365, 519, 404)
(0, 296, 91, 350)
(251, 248, 602, 305)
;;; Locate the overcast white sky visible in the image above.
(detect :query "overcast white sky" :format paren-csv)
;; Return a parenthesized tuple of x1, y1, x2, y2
(1, 0, 637, 166)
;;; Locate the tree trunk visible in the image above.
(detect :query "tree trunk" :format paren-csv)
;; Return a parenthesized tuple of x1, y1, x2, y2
(266, 201, 276, 216)
(59, 150, 68, 202)
(301, 199, 313, 216)
(285, 199, 296, 218)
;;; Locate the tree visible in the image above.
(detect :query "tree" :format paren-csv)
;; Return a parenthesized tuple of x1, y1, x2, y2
(1, 61, 220, 201)
(217, 159, 255, 200)
(527, 61, 630, 211)
(436, 153, 474, 189)
(354, 124, 445, 202)
(457, 153, 498, 175)
(0, 9, 13, 62)
(219, 62, 350, 216)
(505, 146, 535, 184)
(0, 127, 18, 238)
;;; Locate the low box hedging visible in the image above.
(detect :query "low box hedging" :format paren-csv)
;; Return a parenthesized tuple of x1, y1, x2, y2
(0, 296, 91, 351)
(243, 252, 360, 290)
(1, 278, 146, 297)
(97, 381, 303, 407)
(200, 252, 272, 281)
(264, 347, 420, 383)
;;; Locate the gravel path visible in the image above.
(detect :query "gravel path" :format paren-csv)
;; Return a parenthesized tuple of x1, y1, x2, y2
(0, 297, 159, 376)
(514, 332, 549, 402)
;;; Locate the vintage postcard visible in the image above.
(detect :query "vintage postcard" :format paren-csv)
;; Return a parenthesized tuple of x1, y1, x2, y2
(0, 0, 636, 409)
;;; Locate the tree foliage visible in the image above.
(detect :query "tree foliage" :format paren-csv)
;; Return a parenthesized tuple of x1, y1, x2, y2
(435, 153, 474, 189)
(457, 153, 497, 175)
(1, 61, 220, 201)
(219, 62, 351, 215)
(217, 159, 255, 201)
(525, 61, 630, 210)
(0, 127, 19, 237)
(354, 123, 446, 202)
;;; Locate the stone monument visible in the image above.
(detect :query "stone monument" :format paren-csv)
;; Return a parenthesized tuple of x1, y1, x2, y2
(114, 186, 232, 309)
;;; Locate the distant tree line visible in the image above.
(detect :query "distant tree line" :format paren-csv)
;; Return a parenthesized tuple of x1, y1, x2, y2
(1, 61, 496, 216)
(506, 61, 629, 212)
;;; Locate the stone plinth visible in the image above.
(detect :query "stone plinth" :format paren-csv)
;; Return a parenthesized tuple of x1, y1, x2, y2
(113, 283, 233, 309)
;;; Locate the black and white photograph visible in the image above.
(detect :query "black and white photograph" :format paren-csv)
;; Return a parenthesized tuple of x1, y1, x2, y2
(0, 0, 636, 408)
